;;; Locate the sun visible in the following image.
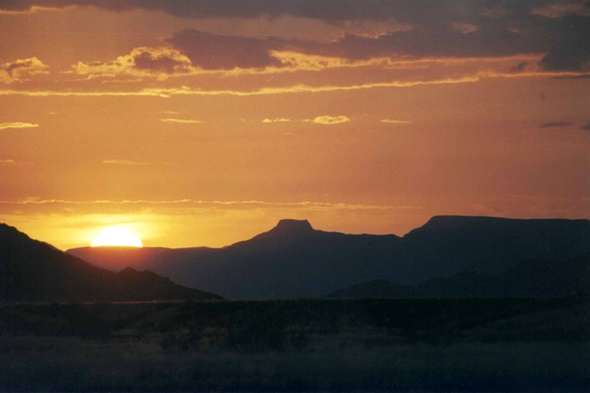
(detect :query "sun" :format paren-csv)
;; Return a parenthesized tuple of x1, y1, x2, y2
(91, 226, 143, 247)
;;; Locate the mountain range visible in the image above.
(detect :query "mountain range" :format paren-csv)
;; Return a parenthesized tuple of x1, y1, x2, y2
(0, 223, 222, 302)
(67, 216, 590, 299)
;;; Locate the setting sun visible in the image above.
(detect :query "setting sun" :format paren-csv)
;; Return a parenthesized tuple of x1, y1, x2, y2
(91, 226, 143, 247)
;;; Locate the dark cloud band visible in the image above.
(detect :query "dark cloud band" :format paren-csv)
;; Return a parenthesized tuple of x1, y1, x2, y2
(2, 0, 589, 71)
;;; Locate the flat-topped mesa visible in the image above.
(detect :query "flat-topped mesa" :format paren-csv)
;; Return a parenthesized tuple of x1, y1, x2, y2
(404, 215, 590, 237)
(272, 219, 314, 235)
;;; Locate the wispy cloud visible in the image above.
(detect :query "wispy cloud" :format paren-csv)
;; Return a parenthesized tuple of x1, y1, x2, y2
(0, 159, 16, 165)
(8, 70, 575, 99)
(0, 198, 420, 211)
(102, 160, 149, 165)
(581, 123, 590, 131)
(539, 122, 574, 128)
(0, 71, 563, 99)
(67, 47, 196, 80)
(262, 118, 290, 123)
(160, 118, 203, 124)
(146, 76, 483, 97)
(381, 119, 411, 124)
(0, 122, 39, 130)
(0, 5, 69, 14)
(311, 116, 351, 125)
(1, 57, 49, 84)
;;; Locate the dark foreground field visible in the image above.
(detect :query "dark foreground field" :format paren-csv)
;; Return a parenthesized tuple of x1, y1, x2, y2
(1, 297, 589, 392)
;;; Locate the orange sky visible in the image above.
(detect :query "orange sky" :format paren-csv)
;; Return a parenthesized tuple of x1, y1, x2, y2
(0, 1, 589, 250)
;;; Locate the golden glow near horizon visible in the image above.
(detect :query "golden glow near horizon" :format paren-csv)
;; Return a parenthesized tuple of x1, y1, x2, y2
(0, 2, 588, 250)
(91, 227, 143, 247)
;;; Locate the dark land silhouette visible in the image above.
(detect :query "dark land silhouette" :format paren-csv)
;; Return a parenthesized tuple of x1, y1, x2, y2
(0, 223, 222, 302)
(326, 252, 590, 298)
(1, 219, 589, 391)
(1, 296, 588, 391)
(68, 216, 590, 299)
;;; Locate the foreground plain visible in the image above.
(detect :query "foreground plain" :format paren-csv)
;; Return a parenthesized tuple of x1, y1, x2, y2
(1, 297, 588, 392)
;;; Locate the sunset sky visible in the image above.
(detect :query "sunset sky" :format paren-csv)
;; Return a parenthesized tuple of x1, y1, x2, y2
(0, 0, 589, 250)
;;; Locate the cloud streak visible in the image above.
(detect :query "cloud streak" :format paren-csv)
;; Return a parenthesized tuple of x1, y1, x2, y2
(262, 118, 290, 123)
(0, 122, 39, 130)
(0, 75, 481, 98)
(381, 119, 411, 124)
(0, 198, 420, 211)
(102, 160, 149, 165)
(160, 118, 203, 124)
(538, 121, 575, 128)
(311, 115, 351, 125)
(3, 67, 587, 99)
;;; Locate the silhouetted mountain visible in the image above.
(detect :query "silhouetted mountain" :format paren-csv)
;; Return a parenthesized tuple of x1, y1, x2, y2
(0, 223, 223, 302)
(67, 216, 590, 299)
(326, 252, 590, 298)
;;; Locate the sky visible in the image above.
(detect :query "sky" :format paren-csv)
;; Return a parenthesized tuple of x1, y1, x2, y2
(0, 0, 589, 250)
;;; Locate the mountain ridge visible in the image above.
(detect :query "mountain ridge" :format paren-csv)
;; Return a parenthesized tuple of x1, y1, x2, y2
(67, 216, 590, 299)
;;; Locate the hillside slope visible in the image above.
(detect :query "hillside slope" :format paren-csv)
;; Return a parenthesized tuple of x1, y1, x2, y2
(0, 223, 223, 302)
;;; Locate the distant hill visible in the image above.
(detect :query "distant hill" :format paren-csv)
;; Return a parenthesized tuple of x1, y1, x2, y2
(67, 216, 590, 299)
(0, 223, 223, 302)
(326, 252, 590, 298)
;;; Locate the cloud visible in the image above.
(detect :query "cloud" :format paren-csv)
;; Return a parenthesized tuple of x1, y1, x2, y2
(68, 47, 195, 80)
(68, 42, 535, 79)
(537, 14, 590, 71)
(550, 74, 590, 79)
(581, 122, 590, 131)
(0, 5, 68, 14)
(0, 198, 420, 211)
(0, 75, 483, 98)
(0, 122, 39, 130)
(4, 66, 588, 99)
(0, 0, 445, 21)
(3, 1, 587, 25)
(166, 30, 284, 71)
(102, 160, 149, 165)
(163, 28, 528, 73)
(0, 57, 49, 83)
(160, 118, 203, 124)
(0, 159, 17, 165)
(538, 121, 575, 128)
(160, 12, 590, 73)
(262, 118, 290, 123)
(312, 115, 350, 125)
(9, 2, 575, 76)
(0, 89, 171, 97)
(531, 3, 588, 19)
(381, 119, 411, 124)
